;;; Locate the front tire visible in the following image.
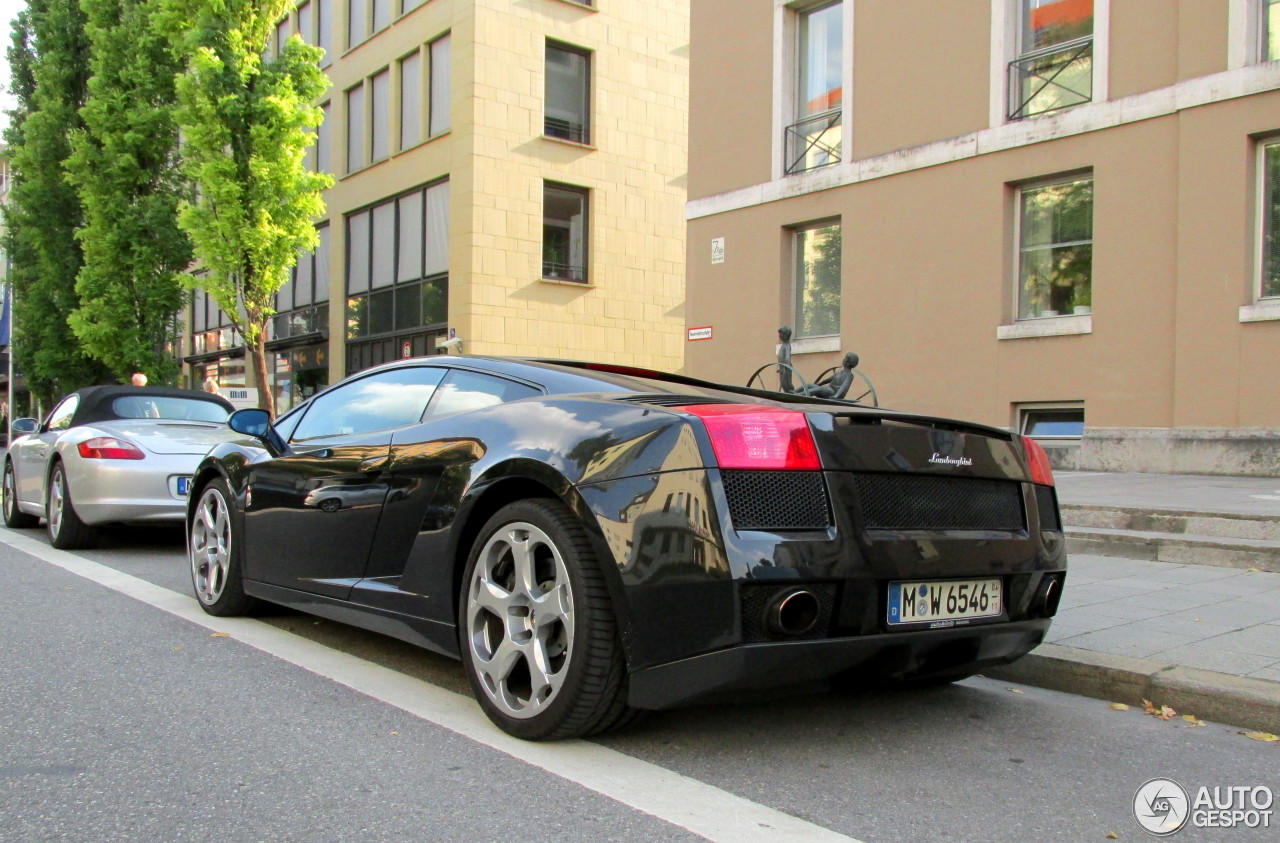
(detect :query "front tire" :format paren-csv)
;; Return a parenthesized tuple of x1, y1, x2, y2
(3, 461, 38, 528)
(190, 478, 259, 616)
(459, 499, 634, 741)
(47, 462, 97, 549)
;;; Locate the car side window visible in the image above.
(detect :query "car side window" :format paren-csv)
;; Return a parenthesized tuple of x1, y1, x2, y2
(426, 369, 541, 420)
(291, 367, 446, 442)
(45, 395, 80, 431)
(272, 404, 306, 442)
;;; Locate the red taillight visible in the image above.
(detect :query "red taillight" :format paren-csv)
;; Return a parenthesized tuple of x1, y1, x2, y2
(78, 437, 145, 460)
(685, 404, 821, 470)
(1022, 436, 1054, 486)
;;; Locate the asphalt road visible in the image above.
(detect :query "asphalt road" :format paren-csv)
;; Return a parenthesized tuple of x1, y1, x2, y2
(2, 522, 1277, 842)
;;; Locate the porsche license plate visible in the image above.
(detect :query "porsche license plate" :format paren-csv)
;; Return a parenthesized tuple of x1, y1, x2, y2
(887, 579, 1002, 626)
(176, 476, 191, 496)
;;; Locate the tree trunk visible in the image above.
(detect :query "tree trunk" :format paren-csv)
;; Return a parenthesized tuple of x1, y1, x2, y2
(251, 331, 276, 418)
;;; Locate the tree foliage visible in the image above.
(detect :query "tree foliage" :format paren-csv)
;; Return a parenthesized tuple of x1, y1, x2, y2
(162, 0, 332, 415)
(2, 0, 113, 405)
(65, 0, 191, 385)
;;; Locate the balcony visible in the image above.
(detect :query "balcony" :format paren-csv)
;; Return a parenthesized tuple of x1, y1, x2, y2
(1008, 37, 1093, 120)
(784, 110, 842, 175)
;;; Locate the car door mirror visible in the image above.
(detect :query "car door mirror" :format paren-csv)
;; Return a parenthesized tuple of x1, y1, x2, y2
(11, 418, 38, 436)
(228, 408, 272, 438)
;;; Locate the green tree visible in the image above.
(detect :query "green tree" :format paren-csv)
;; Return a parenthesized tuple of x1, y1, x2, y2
(3, 0, 113, 406)
(162, 0, 332, 416)
(65, 0, 191, 385)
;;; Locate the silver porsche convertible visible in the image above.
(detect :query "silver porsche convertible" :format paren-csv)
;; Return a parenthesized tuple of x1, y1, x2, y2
(3, 385, 240, 549)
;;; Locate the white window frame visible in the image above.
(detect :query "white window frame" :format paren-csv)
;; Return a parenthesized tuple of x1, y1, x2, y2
(1016, 402, 1085, 440)
(990, 0, 1110, 127)
(1242, 137, 1280, 322)
(772, 0, 852, 181)
(1229, 0, 1280, 68)
(790, 219, 842, 343)
(1007, 173, 1095, 331)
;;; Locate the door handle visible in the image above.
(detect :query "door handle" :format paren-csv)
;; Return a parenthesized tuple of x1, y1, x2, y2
(360, 454, 389, 473)
(299, 448, 333, 458)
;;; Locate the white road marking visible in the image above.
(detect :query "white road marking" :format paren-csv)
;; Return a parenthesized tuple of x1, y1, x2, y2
(0, 529, 860, 843)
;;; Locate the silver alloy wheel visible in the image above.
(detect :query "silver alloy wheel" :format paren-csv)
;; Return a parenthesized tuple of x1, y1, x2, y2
(465, 520, 575, 720)
(3, 465, 15, 518)
(48, 468, 67, 539)
(191, 485, 232, 605)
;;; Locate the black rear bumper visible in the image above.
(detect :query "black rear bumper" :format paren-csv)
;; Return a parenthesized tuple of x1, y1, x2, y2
(626, 618, 1051, 709)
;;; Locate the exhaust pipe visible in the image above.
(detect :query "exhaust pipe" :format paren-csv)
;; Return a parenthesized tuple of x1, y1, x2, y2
(766, 588, 820, 636)
(1032, 575, 1063, 618)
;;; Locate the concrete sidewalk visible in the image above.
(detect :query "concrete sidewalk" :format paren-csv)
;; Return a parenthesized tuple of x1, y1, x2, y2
(989, 471, 1280, 733)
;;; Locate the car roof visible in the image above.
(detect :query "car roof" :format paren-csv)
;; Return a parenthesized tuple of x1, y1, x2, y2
(67, 385, 235, 427)
(324, 356, 753, 400)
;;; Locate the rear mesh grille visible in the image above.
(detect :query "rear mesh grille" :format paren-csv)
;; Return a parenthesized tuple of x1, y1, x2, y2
(1035, 484, 1061, 531)
(853, 474, 1025, 531)
(722, 470, 830, 530)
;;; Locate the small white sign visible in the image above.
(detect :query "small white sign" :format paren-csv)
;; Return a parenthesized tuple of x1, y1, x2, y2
(710, 237, 725, 265)
(688, 326, 713, 341)
(221, 387, 259, 410)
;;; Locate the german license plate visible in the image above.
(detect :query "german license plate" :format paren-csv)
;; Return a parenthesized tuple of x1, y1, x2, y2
(887, 578, 1002, 627)
(176, 476, 191, 496)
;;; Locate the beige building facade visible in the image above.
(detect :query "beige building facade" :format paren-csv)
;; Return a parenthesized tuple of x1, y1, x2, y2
(186, 0, 688, 413)
(685, 0, 1280, 474)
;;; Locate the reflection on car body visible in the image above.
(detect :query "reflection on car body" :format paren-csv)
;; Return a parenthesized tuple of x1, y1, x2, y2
(184, 357, 1066, 741)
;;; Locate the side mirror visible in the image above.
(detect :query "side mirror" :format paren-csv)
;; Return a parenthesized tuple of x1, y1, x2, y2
(228, 408, 272, 438)
(11, 418, 38, 436)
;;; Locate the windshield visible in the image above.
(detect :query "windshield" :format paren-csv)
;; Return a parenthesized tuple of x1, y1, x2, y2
(111, 395, 230, 423)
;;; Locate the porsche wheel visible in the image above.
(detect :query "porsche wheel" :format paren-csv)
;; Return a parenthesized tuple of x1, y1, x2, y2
(47, 462, 97, 549)
(190, 479, 258, 616)
(460, 499, 634, 741)
(3, 461, 37, 528)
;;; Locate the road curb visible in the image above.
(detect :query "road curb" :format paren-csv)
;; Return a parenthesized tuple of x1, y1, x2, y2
(985, 643, 1280, 734)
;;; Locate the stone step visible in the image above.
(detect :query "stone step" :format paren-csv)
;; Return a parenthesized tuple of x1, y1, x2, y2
(1064, 525, 1280, 573)
(1061, 503, 1280, 542)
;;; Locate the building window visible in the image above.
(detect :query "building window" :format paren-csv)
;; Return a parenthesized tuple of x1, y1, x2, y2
(316, 0, 332, 67)
(545, 41, 590, 143)
(1260, 140, 1280, 299)
(430, 33, 452, 136)
(348, 0, 367, 49)
(345, 181, 449, 343)
(315, 101, 332, 173)
(370, 69, 390, 162)
(1017, 177, 1093, 319)
(400, 51, 422, 149)
(346, 84, 365, 173)
(792, 222, 841, 339)
(543, 183, 588, 283)
(1019, 404, 1085, 438)
(1009, 0, 1093, 120)
(1265, 0, 1280, 61)
(786, 2, 842, 175)
(298, 2, 313, 46)
(273, 225, 331, 341)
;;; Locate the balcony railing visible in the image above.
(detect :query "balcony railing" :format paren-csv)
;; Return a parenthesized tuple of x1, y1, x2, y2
(1009, 37, 1093, 120)
(784, 110, 842, 175)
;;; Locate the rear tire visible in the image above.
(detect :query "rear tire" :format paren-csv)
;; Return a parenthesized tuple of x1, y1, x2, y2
(3, 461, 38, 529)
(459, 499, 635, 741)
(190, 478, 259, 616)
(46, 462, 98, 549)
